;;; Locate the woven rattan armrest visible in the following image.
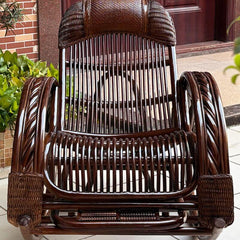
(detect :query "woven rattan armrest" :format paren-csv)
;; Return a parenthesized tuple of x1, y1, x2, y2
(8, 77, 58, 227)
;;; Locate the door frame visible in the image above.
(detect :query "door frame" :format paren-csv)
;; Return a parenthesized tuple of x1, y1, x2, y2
(215, 0, 240, 42)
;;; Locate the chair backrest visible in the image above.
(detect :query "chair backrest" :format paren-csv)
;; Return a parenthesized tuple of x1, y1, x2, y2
(58, 0, 178, 135)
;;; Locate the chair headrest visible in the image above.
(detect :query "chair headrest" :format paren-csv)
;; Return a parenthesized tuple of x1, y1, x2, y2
(59, 0, 176, 48)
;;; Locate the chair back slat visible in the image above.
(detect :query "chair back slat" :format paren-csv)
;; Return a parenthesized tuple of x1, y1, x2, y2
(61, 33, 177, 134)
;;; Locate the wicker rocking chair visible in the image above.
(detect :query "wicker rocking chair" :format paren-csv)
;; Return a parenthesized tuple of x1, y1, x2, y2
(8, 0, 234, 239)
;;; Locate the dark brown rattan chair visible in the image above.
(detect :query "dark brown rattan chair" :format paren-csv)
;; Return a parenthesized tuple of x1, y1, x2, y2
(8, 1, 234, 239)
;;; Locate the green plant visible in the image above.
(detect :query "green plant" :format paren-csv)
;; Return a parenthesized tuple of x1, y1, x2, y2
(224, 16, 240, 83)
(0, 49, 59, 132)
(224, 54, 240, 84)
(0, 0, 23, 35)
(227, 16, 240, 55)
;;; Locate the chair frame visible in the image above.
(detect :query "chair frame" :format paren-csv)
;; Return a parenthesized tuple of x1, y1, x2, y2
(7, 1, 234, 240)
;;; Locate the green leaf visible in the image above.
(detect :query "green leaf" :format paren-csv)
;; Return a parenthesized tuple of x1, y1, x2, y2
(234, 37, 240, 54)
(0, 95, 14, 109)
(0, 82, 8, 94)
(0, 56, 4, 66)
(11, 77, 23, 87)
(231, 74, 240, 84)
(227, 16, 240, 35)
(3, 50, 12, 64)
(223, 65, 240, 74)
(234, 54, 240, 68)
(12, 100, 18, 111)
(4, 86, 17, 96)
(0, 65, 8, 73)
(11, 52, 18, 64)
(9, 64, 20, 78)
(47, 63, 59, 80)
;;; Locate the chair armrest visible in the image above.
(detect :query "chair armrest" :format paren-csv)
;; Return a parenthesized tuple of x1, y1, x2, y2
(11, 77, 58, 174)
(177, 71, 229, 175)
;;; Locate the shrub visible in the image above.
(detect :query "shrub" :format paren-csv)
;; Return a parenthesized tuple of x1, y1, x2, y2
(0, 49, 58, 132)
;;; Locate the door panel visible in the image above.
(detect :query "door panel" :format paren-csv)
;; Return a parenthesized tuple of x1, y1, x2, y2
(161, 0, 216, 44)
(62, 0, 216, 45)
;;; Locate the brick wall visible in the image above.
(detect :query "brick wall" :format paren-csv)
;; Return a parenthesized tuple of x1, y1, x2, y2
(0, 129, 13, 168)
(0, 0, 38, 61)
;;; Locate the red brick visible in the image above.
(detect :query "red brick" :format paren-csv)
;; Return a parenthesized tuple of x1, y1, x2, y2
(27, 52, 38, 60)
(7, 1, 24, 8)
(24, 2, 36, 8)
(0, 44, 6, 50)
(15, 0, 34, 2)
(33, 33, 38, 39)
(24, 27, 37, 34)
(6, 29, 24, 36)
(0, 36, 15, 44)
(25, 40, 38, 47)
(7, 42, 25, 49)
(33, 21, 38, 27)
(22, 9, 33, 15)
(10, 2, 24, 8)
(16, 47, 33, 54)
(4, 0, 38, 61)
(15, 22, 32, 28)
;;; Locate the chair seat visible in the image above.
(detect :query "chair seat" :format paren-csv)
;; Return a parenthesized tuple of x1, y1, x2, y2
(44, 129, 197, 200)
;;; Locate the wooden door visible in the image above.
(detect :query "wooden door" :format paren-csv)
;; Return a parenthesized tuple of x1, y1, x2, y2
(160, 0, 216, 45)
(62, 0, 216, 45)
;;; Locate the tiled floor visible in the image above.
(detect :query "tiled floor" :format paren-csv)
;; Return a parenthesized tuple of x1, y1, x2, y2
(0, 125, 239, 240)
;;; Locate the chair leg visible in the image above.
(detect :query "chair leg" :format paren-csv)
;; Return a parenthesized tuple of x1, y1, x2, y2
(18, 215, 42, 240)
(198, 218, 225, 240)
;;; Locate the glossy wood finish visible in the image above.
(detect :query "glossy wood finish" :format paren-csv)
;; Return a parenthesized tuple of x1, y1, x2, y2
(164, 0, 216, 44)
(62, 0, 217, 45)
(61, 35, 176, 133)
(8, 1, 233, 239)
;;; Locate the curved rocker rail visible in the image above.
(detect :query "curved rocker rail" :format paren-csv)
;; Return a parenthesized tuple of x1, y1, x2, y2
(10, 77, 58, 174)
(8, 77, 58, 228)
(178, 71, 234, 229)
(178, 71, 229, 175)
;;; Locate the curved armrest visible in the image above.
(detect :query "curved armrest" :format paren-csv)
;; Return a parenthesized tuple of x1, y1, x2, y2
(11, 77, 58, 174)
(177, 71, 229, 175)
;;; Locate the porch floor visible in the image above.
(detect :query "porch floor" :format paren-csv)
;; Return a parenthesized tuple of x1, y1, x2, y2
(177, 50, 240, 107)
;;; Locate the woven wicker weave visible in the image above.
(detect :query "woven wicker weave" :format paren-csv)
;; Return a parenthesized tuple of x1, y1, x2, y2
(7, 173, 43, 227)
(198, 174, 234, 228)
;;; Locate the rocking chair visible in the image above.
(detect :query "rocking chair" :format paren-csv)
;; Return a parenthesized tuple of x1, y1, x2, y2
(8, 0, 234, 239)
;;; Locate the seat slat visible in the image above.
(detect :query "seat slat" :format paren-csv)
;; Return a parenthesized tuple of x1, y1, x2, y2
(45, 130, 196, 195)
